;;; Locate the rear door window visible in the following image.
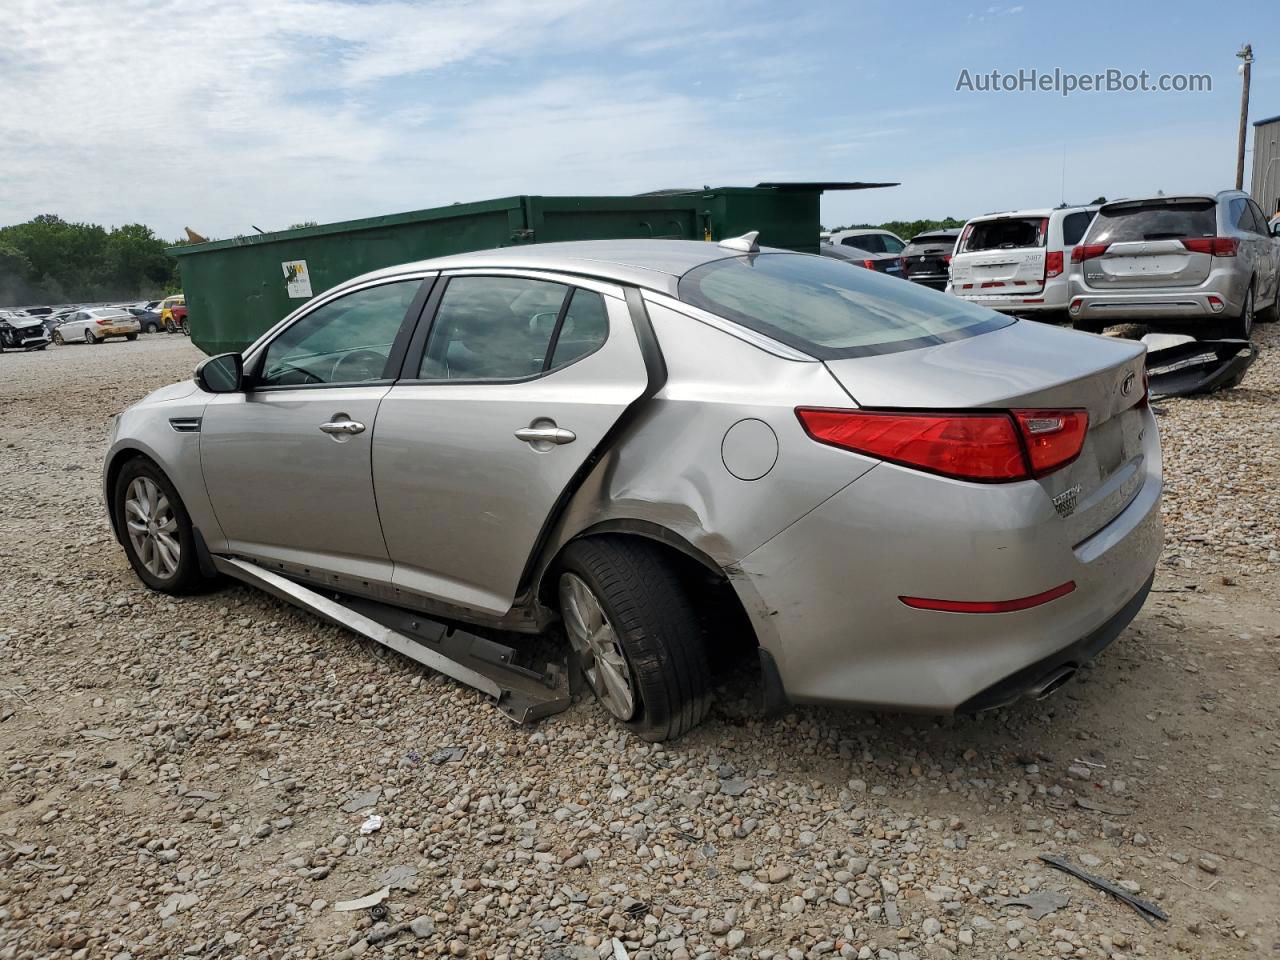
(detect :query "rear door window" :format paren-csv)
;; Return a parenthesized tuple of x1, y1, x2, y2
(678, 252, 1011, 359)
(1086, 199, 1217, 244)
(1061, 211, 1093, 246)
(961, 218, 1045, 252)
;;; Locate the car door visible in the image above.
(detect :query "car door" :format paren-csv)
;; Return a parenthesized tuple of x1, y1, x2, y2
(372, 271, 649, 616)
(1245, 199, 1280, 303)
(200, 274, 432, 582)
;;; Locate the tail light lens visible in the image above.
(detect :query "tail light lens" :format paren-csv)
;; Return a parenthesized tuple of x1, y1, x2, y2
(1179, 236, 1238, 257)
(1011, 409, 1089, 477)
(1037, 217, 1050, 245)
(942, 253, 953, 265)
(796, 408, 1088, 483)
(1071, 243, 1110, 263)
(861, 259, 876, 269)
(1044, 250, 1064, 279)
(958, 222, 974, 252)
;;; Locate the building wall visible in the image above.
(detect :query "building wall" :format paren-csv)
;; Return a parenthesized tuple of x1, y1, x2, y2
(1252, 118, 1280, 216)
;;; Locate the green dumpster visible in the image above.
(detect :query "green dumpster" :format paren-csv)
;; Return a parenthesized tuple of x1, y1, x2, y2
(170, 182, 894, 356)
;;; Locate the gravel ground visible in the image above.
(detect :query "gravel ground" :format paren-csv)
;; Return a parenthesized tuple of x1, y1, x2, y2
(0, 330, 1277, 960)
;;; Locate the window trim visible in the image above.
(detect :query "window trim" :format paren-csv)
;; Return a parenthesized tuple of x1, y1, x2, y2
(245, 274, 435, 393)
(395, 270, 616, 387)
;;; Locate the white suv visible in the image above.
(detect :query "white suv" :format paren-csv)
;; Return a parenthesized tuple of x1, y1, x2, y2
(947, 205, 1098, 322)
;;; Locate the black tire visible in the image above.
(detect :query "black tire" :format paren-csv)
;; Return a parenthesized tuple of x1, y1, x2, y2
(126, 333, 138, 341)
(557, 536, 711, 741)
(113, 458, 207, 594)
(1072, 318, 1105, 334)
(1216, 285, 1254, 340)
(84, 329, 96, 345)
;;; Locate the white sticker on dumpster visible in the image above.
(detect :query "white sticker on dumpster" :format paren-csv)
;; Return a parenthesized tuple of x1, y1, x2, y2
(282, 260, 313, 299)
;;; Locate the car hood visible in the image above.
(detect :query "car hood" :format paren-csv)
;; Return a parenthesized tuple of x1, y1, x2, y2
(6, 317, 46, 329)
(139, 380, 200, 405)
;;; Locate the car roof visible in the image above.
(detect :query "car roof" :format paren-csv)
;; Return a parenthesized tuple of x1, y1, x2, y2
(967, 205, 1097, 221)
(345, 239, 785, 297)
(906, 229, 961, 240)
(1099, 192, 1234, 212)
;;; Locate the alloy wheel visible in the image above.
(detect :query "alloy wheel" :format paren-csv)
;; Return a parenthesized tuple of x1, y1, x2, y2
(124, 476, 180, 579)
(83, 329, 94, 344)
(559, 572, 637, 720)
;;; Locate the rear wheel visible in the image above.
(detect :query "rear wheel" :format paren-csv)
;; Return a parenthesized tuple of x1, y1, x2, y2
(114, 458, 206, 594)
(1217, 286, 1254, 340)
(1256, 289, 1279, 324)
(83, 329, 96, 345)
(557, 537, 711, 741)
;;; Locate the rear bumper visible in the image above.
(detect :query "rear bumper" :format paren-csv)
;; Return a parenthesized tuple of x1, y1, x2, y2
(949, 280, 1069, 314)
(1070, 289, 1239, 323)
(735, 416, 1163, 712)
(906, 274, 949, 289)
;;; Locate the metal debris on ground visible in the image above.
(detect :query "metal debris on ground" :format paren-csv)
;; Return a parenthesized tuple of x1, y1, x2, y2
(999, 889, 1071, 920)
(359, 814, 384, 834)
(333, 887, 390, 912)
(1143, 335, 1257, 399)
(1039, 854, 1169, 924)
(428, 746, 467, 765)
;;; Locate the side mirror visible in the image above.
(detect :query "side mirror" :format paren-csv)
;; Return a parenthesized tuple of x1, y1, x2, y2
(1271, 223, 1280, 238)
(195, 353, 244, 393)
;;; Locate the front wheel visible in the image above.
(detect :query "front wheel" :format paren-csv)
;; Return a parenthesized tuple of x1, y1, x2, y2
(557, 537, 711, 741)
(52, 332, 63, 344)
(1255, 289, 1279, 324)
(114, 458, 206, 594)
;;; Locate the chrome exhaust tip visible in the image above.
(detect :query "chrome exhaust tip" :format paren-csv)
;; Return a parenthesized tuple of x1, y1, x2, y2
(1030, 665, 1077, 700)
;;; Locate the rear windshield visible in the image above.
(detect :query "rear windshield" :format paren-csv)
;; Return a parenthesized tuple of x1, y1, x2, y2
(961, 218, 1046, 252)
(1087, 200, 1216, 244)
(678, 253, 1012, 359)
(908, 234, 958, 247)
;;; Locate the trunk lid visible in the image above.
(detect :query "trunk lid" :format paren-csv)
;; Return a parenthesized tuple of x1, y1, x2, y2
(1079, 197, 1217, 290)
(950, 216, 1049, 294)
(822, 320, 1149, 544)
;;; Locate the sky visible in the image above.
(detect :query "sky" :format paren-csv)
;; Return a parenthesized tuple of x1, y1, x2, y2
(1, 0, 1278, 240)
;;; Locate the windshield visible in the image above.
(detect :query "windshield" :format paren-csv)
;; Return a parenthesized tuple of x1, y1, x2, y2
(678, 253, 1012, 358)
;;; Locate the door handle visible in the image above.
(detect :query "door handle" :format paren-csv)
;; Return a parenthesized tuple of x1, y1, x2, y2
(514, 426, 576, 445)
(319, 419, 366, 435)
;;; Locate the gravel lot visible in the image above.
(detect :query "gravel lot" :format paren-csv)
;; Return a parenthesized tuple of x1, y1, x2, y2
(1, 330, 1278, 960)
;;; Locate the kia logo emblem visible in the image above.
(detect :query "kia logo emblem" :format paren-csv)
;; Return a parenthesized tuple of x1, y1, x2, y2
(1121, 372, 1136, 396)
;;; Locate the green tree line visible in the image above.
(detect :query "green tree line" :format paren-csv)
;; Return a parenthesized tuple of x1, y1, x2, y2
(826, 217, 967, 239)
(0, 214, 183, 306)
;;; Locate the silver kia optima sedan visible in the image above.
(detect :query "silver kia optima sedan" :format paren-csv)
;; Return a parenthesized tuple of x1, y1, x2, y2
(103, 236, 1163, 740)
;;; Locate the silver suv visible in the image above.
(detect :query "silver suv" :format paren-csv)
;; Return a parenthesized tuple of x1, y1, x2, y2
(1067, 191, 1280, 338)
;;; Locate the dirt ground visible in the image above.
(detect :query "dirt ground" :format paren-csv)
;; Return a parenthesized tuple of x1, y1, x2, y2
(0, 328, 1277, 960)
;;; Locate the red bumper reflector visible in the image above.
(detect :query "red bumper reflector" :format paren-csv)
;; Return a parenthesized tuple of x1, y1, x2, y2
(899, 580, 1076, 613)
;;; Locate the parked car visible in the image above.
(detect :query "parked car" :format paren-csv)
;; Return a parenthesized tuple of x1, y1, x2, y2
(947, 206, 1098, 322)
(827, 229, 907, 256)
(819, 241, 904, 276)
(899, 229, 962, 289)
(104, 237, 1163, 740)
(144, 299, 164, 312)
(122, 306, 165, 333)
(159, 295, 186, 332)
(53, 307, 141, 344)
(1068, 191, 1280, 338)
(170, 302, 189, 335)
(0, 310, 51, 351)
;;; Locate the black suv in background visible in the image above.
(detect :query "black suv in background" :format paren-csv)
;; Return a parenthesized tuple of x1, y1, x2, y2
(900, 229, 962, 290)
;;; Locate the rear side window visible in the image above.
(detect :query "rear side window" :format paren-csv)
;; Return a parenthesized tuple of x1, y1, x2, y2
(841, 235, 880, 251)
(678, 253, 1012, 359)
(418, 277, 608, 381)
(1061, 211, 1093, 246)
(961, 218, 1045, 252)
(1087, 199, 1217, 244)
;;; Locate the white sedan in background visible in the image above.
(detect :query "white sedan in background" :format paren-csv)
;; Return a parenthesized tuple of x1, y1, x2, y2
(54, 307, 142, 344)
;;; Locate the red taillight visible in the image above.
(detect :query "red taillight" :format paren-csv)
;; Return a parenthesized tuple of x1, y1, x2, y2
(1011, 409, 1089, 477)
(1044, 250, 1064, 279)
(1071, 243, 1110, 263)
(899, 580, 1076, 613)
(942, 253, 952, 265)
(95, 317, 110, 325)
(796, 408, 1088, 483)
(1037, 217, 1049, 245)
(861, 259, 876, 269)
(958, 222, 974, 251)
(1180, 236, 1237, 257)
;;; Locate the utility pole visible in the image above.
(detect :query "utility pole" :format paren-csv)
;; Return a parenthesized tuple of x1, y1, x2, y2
(1236, 43, 1253, 190)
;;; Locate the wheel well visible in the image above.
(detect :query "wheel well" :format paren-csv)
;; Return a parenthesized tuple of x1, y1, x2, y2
(543, 530, 760, 667)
